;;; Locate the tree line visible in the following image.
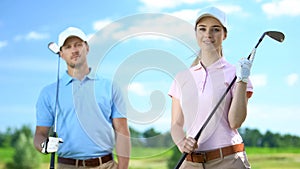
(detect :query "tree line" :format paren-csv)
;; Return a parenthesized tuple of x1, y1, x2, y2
(1, 125, 300, 149)
(129, 127, 300, 148)
(1, 125, 300, 168)
(238, 128, 300, 147)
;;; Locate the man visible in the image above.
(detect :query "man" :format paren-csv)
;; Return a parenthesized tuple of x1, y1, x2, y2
(34, 27, 130, 169)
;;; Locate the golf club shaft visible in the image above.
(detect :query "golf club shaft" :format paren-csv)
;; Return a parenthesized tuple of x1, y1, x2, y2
(49, 43, 60, 169)
(174, 32, 268, 169)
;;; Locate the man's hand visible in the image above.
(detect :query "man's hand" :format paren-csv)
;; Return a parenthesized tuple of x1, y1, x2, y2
(41, 137, 63, 154)
(236, 49, 255, 83)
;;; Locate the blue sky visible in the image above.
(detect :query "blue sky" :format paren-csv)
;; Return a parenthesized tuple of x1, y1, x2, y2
(0, 0, 299, 137)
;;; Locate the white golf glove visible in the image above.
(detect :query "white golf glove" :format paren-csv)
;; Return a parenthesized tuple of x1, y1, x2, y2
(236, 49, 255, 83)
(41, 137, 63, 154)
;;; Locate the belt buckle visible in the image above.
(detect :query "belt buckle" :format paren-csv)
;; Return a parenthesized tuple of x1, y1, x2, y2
(199, 152, 207, 163)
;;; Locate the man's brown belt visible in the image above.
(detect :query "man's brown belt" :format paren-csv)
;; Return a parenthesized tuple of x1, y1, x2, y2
(58, 154, 113, 167)
(186, 143, 244, 163)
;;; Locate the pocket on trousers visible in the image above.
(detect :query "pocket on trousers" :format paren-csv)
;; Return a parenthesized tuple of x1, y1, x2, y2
(234, 151, 251, 169)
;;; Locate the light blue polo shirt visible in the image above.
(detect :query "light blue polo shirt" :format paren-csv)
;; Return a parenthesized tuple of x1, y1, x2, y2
(36, 71, 126, 159)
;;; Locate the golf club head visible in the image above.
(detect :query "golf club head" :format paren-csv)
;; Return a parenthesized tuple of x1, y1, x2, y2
(48, 42, 60, 55)
(266, 31, 285, 43)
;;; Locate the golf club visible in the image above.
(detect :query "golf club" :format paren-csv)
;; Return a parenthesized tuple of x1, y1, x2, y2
(48, 42, 60, 55)
(48, 42, 60, 169)
(174, 31, 285, 169)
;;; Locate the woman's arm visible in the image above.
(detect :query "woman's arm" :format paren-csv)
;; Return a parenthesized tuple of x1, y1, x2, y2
(171, 97, 197, 153)
(228, 82, 249, 129)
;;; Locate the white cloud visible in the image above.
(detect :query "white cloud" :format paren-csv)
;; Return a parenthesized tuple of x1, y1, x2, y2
(250, 74, 268, 87)
(112, 15, 195, 43)
(217, 5, 243, 14)
(138, 0, 245, 18)
(262, 0, 300, 18)
(215, 5, 250, 18)
(128, 82, 149, 96)
(14, 31, 49, 41)
(127, 80, 171, 97)
(0, 41, 8, 48)
(168, 4, 248, 25)
(93, 19, 113, 31)
(88, 14, 197, 51)
(26, 31, 49, 40)
(139, 0, 180, 11)
(169, 9, 200, 24)
(286, 73, 299, 86)
(138, 0, 216, 11)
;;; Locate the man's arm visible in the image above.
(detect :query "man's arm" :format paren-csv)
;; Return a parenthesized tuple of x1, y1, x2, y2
(113, 118, 131, 169)
(34, 126, 50, 152)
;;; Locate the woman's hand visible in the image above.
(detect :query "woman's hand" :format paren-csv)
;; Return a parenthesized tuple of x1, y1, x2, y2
(179, 137, 198, 154)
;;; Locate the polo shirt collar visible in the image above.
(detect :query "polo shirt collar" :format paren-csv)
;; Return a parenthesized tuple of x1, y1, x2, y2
(61, 68, 98, 86)
(192, 57, 227, 71)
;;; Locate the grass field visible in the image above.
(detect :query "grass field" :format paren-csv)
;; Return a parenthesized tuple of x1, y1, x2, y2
(1, 147, 300, 169)
(246, 147, 300, 169)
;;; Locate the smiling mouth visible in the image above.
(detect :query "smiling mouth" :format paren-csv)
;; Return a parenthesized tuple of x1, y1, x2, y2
(203, 40, 214, 44)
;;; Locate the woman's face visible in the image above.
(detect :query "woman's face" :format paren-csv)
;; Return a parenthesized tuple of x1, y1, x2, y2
(195, 16, 227, 53)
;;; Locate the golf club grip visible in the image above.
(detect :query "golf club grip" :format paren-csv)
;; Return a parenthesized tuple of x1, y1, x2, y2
(50, 152, 55, 169)
(174, 152, 188, 169)
(49, 132, 57, 169)
(247, 52, 252, 60)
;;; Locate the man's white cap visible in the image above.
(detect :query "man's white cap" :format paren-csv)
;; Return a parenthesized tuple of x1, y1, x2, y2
(58, 27, 88, 48)
(195, 6, 227, 30)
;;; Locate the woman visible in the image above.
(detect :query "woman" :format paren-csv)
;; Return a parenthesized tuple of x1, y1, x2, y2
(169, 7, 253, 169)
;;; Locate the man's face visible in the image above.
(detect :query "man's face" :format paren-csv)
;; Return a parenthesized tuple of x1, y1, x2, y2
(60, 36, 89, 68)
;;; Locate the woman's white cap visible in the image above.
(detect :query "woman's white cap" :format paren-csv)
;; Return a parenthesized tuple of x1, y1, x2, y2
(58, 27, 88, 48)
(195, 6, 227, 30)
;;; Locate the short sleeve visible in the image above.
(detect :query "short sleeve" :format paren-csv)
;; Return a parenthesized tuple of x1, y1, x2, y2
(35, 86, 55, 127)
(168, 77, 181, 100)
(246, 79, 254, 98)
(111, 81, 127, 119)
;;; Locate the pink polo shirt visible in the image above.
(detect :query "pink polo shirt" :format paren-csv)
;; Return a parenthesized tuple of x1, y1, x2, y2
(169, 57, 253, 151)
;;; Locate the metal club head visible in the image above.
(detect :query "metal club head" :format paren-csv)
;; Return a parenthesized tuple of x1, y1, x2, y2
(48, 42, 60, 55)
(266, 31, 285, 43)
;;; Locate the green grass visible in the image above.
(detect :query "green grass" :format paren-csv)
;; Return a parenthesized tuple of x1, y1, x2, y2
(129, 147, 173, 159)
(248, 153, 300, 169)
(246, 147, 300, 154)
(246, 147, 300, 169)
(0, 147, 14, 163)
(0, 147, 14, 169)
(1, 147, 300, 169)
(128, 147, 172, 169)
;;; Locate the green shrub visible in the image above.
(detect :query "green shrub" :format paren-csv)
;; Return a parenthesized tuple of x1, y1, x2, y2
(5, 133, 41, 169)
